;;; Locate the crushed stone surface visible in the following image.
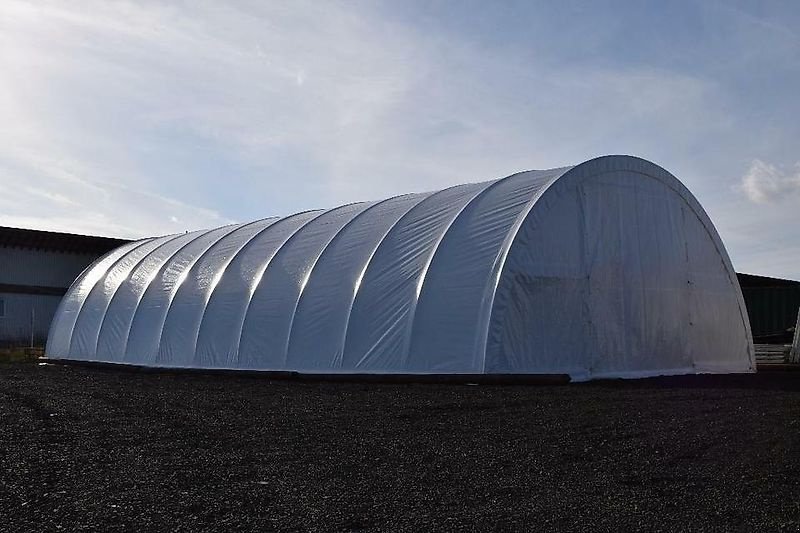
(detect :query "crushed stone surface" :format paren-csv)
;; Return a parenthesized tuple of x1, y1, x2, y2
(2, 362, 800, 532)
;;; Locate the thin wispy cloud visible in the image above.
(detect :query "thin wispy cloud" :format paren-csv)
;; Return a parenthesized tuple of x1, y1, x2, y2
(0, 1, 797, 278)
(740, 160, 800, 204)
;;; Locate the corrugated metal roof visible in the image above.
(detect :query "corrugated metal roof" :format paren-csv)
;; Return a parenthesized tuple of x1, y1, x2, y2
(738, 273, 800, 288)
(0, 226, 131, 255)
(738, 273, 800, 343)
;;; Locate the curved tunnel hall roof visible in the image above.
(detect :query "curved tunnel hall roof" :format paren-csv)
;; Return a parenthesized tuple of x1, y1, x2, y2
(46, 156, 754, 380)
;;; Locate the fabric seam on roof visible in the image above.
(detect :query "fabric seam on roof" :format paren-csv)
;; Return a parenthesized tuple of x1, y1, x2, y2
(118, 226, 238, 361)
(283, 196, 414, 365)
(187, 216, 309, 363)
(94, 231, 202, 358)
(150, 223, 254, 363)
(65, 238, 158, 356)
(47, 239, 147, 355)
(336, 191, 436, 368)
(229, 209, 333, 365)
(399, 179, 502, 369)
(189, 215, 305, 363)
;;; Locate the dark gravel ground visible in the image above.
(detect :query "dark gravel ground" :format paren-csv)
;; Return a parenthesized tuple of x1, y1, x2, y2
(2, 362, 800, 532)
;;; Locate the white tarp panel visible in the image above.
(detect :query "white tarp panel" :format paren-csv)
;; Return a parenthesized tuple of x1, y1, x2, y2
(96, 229, 207, 362)
(484, 156, 753, 379)
(193, 210, 324, 369)
(684, 202, 752, 372)
(285, 193, 431, 370)
(158, 219, 280, 366)
(235, 204, 367, 369)
(125, 224, 242, 364)
(408, 168, 569, 373)
(47, 156, 755, 380)
(69, 235, 176, 359)
(341, 181, 490, 371)
(47, 239, 152, 357)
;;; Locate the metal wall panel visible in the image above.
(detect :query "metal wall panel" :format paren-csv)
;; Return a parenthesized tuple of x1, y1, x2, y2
(740, 287, 800, 340)
(0, 247, 99, 288)
(2, 238, 131, 348)
(0, 292, 62, 347)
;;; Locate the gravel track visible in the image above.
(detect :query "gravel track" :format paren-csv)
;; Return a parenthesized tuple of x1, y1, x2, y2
(2, 362, 800, 532)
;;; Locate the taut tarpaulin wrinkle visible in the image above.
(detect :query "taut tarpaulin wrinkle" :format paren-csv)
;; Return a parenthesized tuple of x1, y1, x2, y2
(47, 156, 755, 381)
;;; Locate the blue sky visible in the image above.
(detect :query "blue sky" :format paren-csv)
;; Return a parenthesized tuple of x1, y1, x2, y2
(0, 1, 798, 278)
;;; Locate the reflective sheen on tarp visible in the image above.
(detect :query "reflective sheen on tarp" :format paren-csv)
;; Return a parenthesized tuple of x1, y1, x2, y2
(46, 156, 755, 380)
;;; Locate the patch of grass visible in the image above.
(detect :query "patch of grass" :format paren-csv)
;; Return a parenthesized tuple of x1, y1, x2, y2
(0, 347, 43, 363)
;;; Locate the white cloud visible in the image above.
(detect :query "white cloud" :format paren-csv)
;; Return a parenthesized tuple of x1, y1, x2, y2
(0, 0, 432, 231)
(0, 1, 796, 279)
(739, 160, 800, 204)
(0, 1, 727, 216)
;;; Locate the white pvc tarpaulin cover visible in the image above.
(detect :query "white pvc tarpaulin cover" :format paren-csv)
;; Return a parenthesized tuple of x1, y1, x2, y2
(46, 156, 755, 380)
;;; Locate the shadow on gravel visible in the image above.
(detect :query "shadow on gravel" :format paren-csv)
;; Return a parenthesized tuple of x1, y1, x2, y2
(42, 358, 800, 391)
(587, 370, 800, 392)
